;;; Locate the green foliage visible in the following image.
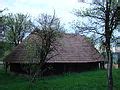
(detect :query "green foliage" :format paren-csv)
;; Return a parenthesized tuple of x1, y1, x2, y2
(0, 69, 120, 90)
(0, 42, 5, 58)
(4, 13, 33, 46)
(0, 42, 12, 59)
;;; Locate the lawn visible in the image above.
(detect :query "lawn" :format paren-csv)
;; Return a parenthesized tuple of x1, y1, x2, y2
(0, 69, 120, 90)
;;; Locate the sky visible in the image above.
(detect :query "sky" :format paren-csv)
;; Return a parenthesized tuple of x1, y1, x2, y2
(0, 0, 92, 33)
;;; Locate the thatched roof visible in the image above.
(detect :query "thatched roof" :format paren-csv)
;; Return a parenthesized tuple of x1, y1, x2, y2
(4, 32, 104, 63)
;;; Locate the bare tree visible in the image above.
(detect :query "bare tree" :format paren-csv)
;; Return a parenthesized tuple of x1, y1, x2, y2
(25, 12, 64, 83)
(73, 0, 120, 90)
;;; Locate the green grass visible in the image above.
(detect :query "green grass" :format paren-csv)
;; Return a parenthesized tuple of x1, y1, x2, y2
(0, 69, 120, 90)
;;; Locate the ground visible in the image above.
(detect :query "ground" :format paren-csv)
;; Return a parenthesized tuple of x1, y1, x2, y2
(0, 69, 120, 90)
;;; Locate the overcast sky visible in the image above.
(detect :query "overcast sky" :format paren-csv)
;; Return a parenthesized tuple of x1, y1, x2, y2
(0, 0, 92, 32)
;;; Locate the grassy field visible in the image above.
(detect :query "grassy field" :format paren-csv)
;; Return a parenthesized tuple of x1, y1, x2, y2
(0, 69, 120, 90)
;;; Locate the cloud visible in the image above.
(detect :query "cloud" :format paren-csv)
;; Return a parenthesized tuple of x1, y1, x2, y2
(1, 0, 91, 32)
(0, 0, 7, 9)
(2, 0, 90, 15)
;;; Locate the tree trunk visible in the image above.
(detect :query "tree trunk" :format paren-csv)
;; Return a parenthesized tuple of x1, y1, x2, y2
(106, 46, 113, 90)
(105, 0, 113, 89)
(105, 30, 113, 90)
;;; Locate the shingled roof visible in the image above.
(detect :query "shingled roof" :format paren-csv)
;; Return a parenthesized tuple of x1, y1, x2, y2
(4, 32, 104, 63)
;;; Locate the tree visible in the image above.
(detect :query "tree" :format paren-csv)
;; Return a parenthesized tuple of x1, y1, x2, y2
(25, 13, 64, 83)
(4, 13, 33, 46)
(0, 10, 4, 58)
(73, 0, 120, 90)
(0, 9, 6, 59)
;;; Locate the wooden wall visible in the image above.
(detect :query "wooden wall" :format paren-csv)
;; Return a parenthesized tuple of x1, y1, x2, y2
(9, 62, 103, 75)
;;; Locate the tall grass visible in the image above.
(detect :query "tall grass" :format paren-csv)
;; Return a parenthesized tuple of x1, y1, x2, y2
(0, 69, 120, 90)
